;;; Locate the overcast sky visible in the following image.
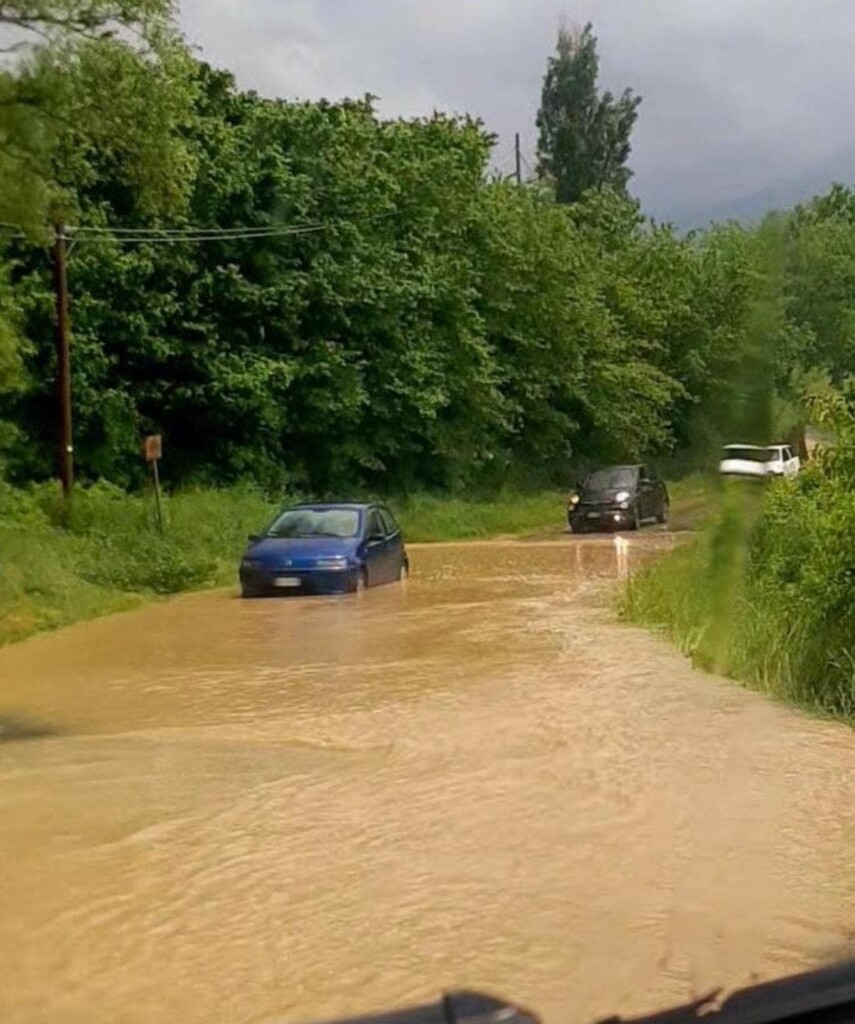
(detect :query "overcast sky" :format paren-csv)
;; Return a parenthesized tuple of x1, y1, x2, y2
(179, 0, 855, 225)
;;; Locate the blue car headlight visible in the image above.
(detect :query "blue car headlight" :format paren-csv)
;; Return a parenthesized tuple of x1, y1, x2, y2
(314, 556, 350, 570)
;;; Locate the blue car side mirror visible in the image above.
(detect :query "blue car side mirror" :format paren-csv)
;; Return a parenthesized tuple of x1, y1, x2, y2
(248, 534, 260, 543)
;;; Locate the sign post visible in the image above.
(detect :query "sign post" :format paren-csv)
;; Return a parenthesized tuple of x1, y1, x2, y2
(144, 435, 164, 535)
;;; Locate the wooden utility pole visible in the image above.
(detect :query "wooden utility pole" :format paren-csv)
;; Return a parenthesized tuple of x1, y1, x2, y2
(515, 132, 522, 186)
(144, 436, 165, 535)
(52, 224, 73, 498)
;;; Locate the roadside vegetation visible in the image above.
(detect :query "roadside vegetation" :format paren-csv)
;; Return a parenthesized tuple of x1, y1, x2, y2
(0, 19, 785, 495)
(623, 384, 855, 721)
(394, 476, 713, 542)
(0, 484, 275, 645)
(395, 492, 567, 543)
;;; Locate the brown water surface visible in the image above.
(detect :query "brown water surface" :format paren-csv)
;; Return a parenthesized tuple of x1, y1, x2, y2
(0, 537, 852, 1024)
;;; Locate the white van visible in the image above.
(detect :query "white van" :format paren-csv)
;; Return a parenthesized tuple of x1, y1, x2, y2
(719, 444, 801, 479)
(766, 444, 801, 477)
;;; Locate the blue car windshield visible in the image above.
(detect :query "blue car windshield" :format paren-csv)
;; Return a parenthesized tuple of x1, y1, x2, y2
(267, 509, 361, 539)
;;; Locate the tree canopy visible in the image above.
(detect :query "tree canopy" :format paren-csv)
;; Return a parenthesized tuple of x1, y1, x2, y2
(0, 21, 851, 497)
(536, 24, 641, 204)
(0, 0, 192, 230)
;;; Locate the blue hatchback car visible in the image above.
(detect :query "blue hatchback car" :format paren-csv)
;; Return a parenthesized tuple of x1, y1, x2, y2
(239, 503, 409, 598)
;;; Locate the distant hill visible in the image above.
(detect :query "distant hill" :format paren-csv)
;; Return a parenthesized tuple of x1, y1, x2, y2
(659, 145, 855, 230)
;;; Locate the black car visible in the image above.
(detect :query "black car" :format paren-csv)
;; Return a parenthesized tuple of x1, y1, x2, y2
(568, 464, 669, 533)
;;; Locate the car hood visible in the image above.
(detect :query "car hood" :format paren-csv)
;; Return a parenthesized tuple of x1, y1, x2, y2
(243, 536, 360, 569)
(580, 487, 636, 503)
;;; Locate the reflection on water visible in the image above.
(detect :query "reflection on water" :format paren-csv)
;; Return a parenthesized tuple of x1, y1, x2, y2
(0, 537, 852, 1024)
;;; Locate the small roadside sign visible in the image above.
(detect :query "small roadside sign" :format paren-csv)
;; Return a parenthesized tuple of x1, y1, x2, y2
(144, 435, 163, 463)
(143, 435, 165, 534)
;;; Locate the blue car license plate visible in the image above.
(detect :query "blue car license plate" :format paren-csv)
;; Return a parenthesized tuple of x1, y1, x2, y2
(274, 577, 301, 589)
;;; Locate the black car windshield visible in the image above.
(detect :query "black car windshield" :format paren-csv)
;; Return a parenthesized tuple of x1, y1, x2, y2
(584, 468, 638, 491)
(267, 508, 361, 539)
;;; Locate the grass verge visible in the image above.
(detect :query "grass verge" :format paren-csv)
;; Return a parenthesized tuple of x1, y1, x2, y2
(393, 476, 711, 542)
(392, 491, 567, 542)
(664, 475, 714, 531)
(621, 475, 855, 723)
(0, 483, 276, 647)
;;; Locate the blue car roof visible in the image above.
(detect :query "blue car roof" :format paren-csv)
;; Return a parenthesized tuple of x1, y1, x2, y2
(286, 502, 373, 510)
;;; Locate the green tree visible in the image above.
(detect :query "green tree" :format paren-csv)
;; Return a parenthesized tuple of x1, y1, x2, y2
(0, 2, 169, 33)
(0, 0, 190, 229)
(8, 68, 506, 490)
(0, 2, 195, 474)
(784, 186, 855, 384)
(536, 24, 640, 204)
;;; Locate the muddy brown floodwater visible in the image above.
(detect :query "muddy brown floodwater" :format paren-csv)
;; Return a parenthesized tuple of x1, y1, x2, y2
(0, 537, 853, 1024)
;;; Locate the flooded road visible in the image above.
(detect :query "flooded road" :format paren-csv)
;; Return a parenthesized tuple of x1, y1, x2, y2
(0, 538, 853, 1024)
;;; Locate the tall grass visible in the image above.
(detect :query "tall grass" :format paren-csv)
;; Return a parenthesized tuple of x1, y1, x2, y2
(623, 235, 854, 721)
(392, 491, 567, 542)
(0, 482, 276, 646)
(623, 470, 855, 721)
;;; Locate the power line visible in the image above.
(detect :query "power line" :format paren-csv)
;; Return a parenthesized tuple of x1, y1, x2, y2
(70, 223, 317, 237)
(0, 210, 398, 247)
(65, 211, 397, 246)
(67, 225, 332, 246)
